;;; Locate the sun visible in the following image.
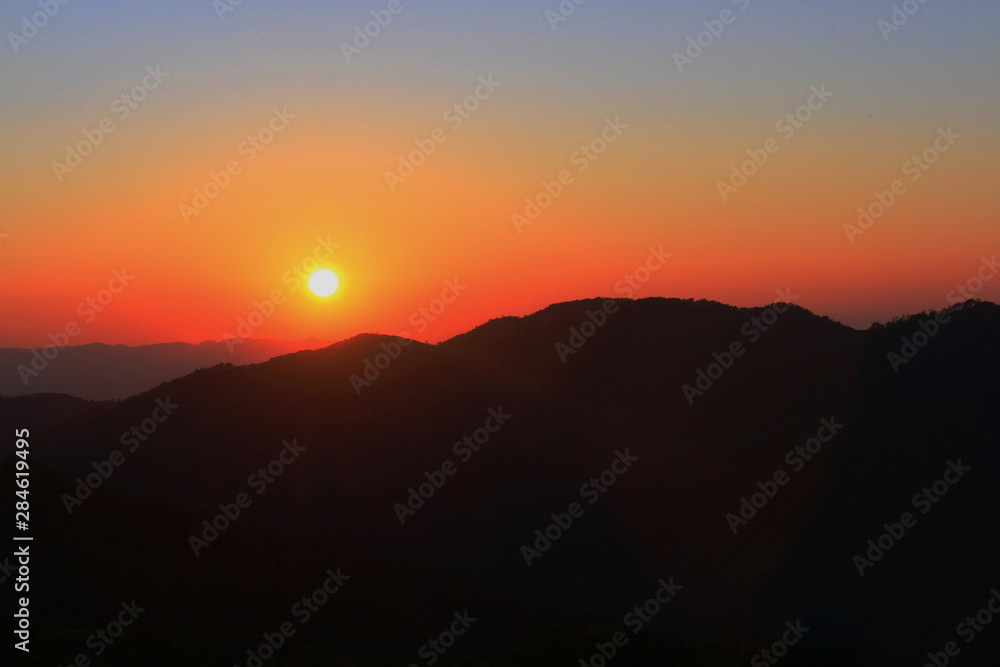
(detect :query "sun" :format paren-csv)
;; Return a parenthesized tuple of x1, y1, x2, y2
(308, 269, 339, 297)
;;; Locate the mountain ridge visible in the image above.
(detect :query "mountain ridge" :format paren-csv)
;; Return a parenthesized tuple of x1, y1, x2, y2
(3, 296, 999, 664)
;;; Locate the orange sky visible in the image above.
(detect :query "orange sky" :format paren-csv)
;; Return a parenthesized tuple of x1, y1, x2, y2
(1, 1, 998, 347)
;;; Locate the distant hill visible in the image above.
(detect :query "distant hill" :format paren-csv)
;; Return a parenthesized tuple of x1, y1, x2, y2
(0, 393, 114, 437)
(4, 297, 998, 666)
(0, 338, 326, 400)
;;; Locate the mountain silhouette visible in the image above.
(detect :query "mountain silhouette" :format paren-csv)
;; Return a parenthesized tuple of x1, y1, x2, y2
(3, 297, 998, 666)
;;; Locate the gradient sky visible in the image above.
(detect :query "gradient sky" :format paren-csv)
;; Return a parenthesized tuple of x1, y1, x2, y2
(1, 0, 998, 347)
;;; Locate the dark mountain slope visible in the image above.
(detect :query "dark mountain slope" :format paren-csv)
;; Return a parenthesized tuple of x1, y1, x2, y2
(5, 297, 998, 665)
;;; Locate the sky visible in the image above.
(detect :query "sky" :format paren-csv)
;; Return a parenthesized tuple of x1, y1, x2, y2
(1, 0, 998, 347)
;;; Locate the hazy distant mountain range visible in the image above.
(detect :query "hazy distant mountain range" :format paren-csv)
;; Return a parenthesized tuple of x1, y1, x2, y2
(0, 338, 325, 400)
(2, 297, 998, 666)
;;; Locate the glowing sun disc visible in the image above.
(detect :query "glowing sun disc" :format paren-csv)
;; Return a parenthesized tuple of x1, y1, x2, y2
(308, 269, 339, 297)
